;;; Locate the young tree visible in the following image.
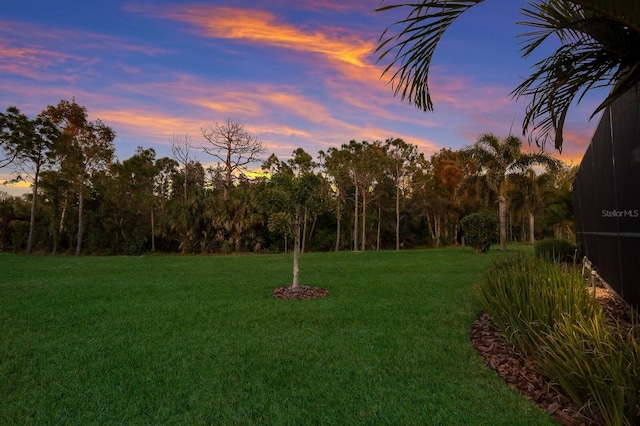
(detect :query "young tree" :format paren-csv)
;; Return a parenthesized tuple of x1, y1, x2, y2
(200, 119, 265, 198)
(262, 159, 322, 288)
(0, 107, 60, 253)
(288, 149, 312, 251)
(41, 99, 115, 256)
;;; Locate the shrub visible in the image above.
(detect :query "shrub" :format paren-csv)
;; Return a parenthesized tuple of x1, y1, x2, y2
(460, 212, 498, 253)
(534, 238, 577, 263)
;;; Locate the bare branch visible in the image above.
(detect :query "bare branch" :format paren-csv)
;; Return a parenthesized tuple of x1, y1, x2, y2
(200, 119, 265, 195)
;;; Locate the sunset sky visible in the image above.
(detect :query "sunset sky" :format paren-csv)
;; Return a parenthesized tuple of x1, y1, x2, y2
(1, 0, 604, 195)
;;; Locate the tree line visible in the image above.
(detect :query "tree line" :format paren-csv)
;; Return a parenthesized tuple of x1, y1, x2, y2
(1, 99, 576, 256)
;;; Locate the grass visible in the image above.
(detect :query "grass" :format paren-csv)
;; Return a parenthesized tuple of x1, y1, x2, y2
(0, 246, 556, 425)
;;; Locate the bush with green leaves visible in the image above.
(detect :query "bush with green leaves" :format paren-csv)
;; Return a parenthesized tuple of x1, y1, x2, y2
(460, 212, 498, 253)
(534, 238, 577, 263)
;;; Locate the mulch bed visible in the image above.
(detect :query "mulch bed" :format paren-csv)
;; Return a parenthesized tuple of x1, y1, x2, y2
(471, 312, 594, 425)
(272, 285, 330, 300)
(471, 284, 635, 426)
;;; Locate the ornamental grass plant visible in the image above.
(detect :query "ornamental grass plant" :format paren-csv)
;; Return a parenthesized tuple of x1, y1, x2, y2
(477, 254, 600, 355)
(536, 312, 640, 426)
(478, 254, 640, 425)
(534, 239, 577, 263)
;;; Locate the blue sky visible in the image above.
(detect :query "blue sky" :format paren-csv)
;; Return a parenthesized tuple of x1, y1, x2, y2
(1, 0, 602, 195)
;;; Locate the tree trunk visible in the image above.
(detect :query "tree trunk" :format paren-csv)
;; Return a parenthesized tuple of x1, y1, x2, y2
(27, 169, 40, 254)
(151, 208, 156, 252)
(434, 213, 441, 248)
(554, 224, 563, 240)
(334, 192, 341, 252)
(426, 211, 436, 242)
(529, 211, 535, 244)
(361, 189, 366, 252)
(292, 218, 301, 289)
(395, 180, 400, 250)
(183, 170, 188, 202)
(353, 184, 359, 251)
(53, 192, 69, 255)
(301, 207, 308, 254)
(444, 215, 450, 241)
(75, 190, 84, 256)
(497, 196, 507, 251)
(376, 204, 381, 251)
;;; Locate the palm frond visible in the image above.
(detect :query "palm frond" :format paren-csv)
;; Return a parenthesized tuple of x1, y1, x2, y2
(375, 1, 485, 111)
(513, 0, 640, 150)
(569, 0, 640, 34)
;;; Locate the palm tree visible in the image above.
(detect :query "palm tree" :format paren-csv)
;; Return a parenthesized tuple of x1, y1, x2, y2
(461, 134, 560, 250)
(506, 168, 544, 244)
(376, 1, 640, 151)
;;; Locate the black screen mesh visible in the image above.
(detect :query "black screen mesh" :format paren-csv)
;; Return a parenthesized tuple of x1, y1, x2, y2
(574, 88, 640, 309)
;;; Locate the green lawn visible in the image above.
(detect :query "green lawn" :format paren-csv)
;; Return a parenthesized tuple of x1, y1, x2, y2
(0, 247, 555, 425)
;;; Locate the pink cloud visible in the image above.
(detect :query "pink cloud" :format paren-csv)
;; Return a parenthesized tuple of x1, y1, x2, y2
(0, 19, 167, 84)
(0, 20, 165, 55)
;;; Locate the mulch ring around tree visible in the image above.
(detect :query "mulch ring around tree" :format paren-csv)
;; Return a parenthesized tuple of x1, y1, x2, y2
(272, 285, 330, 300)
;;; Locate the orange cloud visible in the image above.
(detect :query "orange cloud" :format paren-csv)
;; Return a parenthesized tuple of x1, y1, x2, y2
(149, 6, 374, 68)
(93, 108, 206, 143)
(111, 72, 349, 133)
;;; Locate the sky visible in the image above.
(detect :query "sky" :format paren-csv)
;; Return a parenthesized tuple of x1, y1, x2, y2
(1, 0, 604, 196)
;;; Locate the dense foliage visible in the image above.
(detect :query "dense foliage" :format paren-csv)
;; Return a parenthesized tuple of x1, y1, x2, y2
(534, 238, 577, 263)
(1, 101, 575, 255)
(460, 212, 498, 252)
